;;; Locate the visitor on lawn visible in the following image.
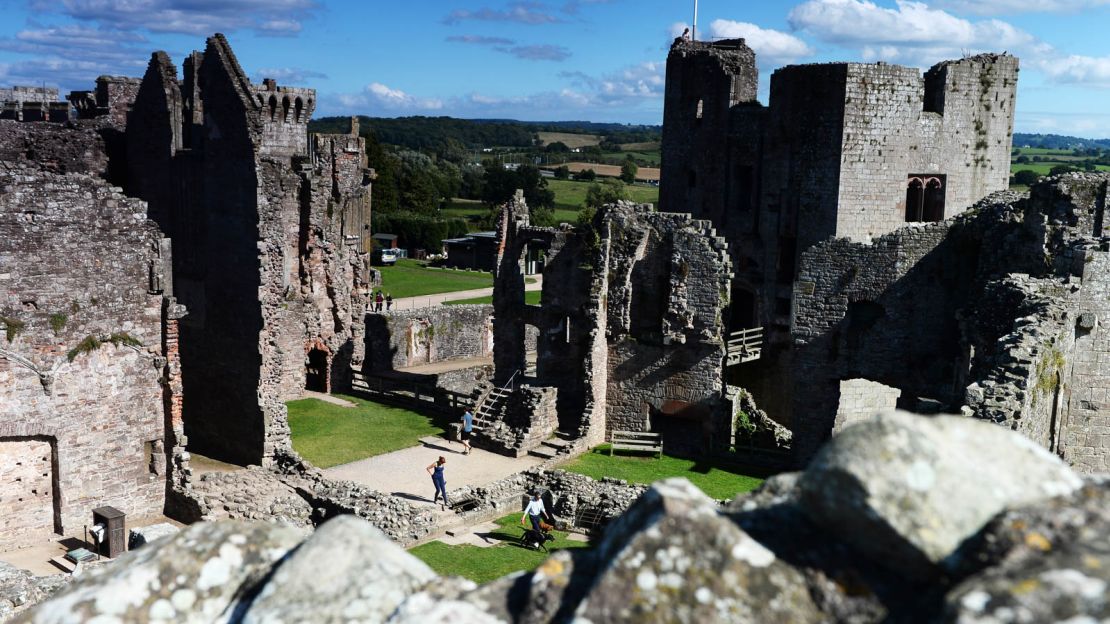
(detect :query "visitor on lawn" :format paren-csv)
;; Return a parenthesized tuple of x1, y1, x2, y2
(522, 491, 547, 532)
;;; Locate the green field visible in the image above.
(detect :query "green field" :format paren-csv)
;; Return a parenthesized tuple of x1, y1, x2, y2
(547, 179, 659, 213)
(409, 513, 591, 584)
(444, 290, 542, 306)
(441, 199, 489, 232)
(537, 131, 601, 149)
(1011, 162, 1110, 176)
(287, 395, 446, 468)
(378, 259, 493, 298)
(560, 445, 766, 501)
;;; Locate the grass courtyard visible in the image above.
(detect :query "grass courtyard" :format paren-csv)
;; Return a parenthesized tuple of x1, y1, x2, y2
(287, 395, 447, 468)
(546, 179, 659, 214)
(560, 445, 766, 501)
(377, 259, 493, 299)
(409, 513, 591, 584)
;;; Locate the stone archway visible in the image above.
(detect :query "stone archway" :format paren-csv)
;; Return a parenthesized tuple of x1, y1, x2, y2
(305, 348, 329, 392)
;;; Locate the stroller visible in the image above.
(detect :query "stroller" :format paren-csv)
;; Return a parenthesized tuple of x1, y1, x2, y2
(520, 518, 556, 552)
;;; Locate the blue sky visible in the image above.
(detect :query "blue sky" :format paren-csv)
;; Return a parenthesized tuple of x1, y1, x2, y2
(2, 1, 1110, 137)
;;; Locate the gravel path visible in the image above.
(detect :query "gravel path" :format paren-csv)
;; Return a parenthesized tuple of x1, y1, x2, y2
(324, 437, 544, 510)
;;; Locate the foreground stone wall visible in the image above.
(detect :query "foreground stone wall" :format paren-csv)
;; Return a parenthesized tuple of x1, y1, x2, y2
(0, 121, 110, 178)
(0, 164, 175, 547)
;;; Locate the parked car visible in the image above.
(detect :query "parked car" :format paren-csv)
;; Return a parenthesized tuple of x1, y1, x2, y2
(373, 248, 398, 266)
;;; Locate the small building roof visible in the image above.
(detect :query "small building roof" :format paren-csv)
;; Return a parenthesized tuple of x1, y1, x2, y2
(371, 233, 398, 240)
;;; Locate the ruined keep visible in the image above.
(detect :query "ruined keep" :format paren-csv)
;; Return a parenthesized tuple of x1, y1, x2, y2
(124, 35, 375, 466)
(483, 194, 740, 456)
(661, 38, 1018, 341)
(0, 163, 186, 548)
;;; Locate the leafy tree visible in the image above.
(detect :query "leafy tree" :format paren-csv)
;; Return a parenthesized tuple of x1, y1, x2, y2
(620, 159, 639, 184)
(1010, 169, 1040, 186)
(553, 165, 570, 180)
(480, 162, 555, 213)
(598, 140, 621, 152)
(572, 168, 597, 182)
(585, 178, 630, 210)
(545, 141, 570, 153)
(1049, 164, 1079, 176)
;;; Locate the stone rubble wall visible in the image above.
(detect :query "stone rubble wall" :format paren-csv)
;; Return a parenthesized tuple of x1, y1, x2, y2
(833, 378, 903, 433)
(475, 384, 559, 456)
(0, 164, 172, 547)
(0, 120, 110, 178)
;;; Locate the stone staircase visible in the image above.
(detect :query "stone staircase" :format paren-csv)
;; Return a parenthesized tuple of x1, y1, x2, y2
(473, 385, 511, 429)
(527, 436, 571, 460)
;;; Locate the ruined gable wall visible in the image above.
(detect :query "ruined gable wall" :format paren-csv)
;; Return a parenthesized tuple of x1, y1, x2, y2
(602, 206, 732, 454)
(175, 37, 267, 466)
(0, 165, 169, 546)
(835, 56, 1018, 242)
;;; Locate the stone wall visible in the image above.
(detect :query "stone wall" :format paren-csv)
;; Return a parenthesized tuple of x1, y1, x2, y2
(492, 197, 733, 457)
(0, 164, 175, 547)
(0, 120, 110, 178)
(791, 174, 1110, 472)
(365, 305, 494, 371)
(833, 378, 902, 433)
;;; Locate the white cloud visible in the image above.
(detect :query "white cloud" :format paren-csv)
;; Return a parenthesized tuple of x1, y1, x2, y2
(788, 0, 1040, 67)
(934, 0, 1110, 14)
(707, 19, 814, 66)
(1034, 55, 1110, 87)
(335, 82, 444, 113)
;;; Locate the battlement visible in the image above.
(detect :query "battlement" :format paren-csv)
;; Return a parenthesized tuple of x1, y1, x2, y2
(252, 79, 315, 157)
(0, 86, 67, 122)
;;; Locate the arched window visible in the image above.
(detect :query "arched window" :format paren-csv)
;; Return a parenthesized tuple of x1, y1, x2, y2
(281, 96, 291, 124)
(267, 95, 278, 121)
(294, 97, 304, 123)
(905, 174, 946, 222)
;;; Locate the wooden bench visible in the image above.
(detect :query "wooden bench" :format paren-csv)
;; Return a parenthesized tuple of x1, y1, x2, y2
(609, 430, 662, 458)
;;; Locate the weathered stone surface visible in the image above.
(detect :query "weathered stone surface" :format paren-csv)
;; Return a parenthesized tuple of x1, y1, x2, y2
(573, 478, 822, 623)
(243, 515, 436, 623)
(0, 562, 70, 621)
(17, 521, 304, 623)
(128, 523, 181, 550)
(944, 479, 1110, 623)
(798, 411, 1083, 578)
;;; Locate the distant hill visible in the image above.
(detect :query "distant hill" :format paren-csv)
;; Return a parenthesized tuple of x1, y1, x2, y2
(1014, 133, 1110, 150)
(309, 116, 661, 153)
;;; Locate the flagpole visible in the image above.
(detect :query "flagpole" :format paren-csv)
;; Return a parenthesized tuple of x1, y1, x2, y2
(693, 0, 699, 41)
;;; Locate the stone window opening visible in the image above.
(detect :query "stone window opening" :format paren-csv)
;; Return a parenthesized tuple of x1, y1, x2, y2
(776, 236, 796, 283)
(695, 98, 704, 120)
(294, 97, 304, 123)
(687, 169, 696, 189)
(305, 348, 329, 392)
(905, 174, 946, 222)
(267, 95, 278, 122)
(281, 96, 291, 124)
(846, 301, 885, 349)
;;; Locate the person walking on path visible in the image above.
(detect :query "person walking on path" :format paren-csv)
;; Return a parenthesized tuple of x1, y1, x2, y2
(521, 491, 547, 532)
(375, 291, 384, 312)
(427, 456, 449, 510)
(386, 293, 393, 311)
(460, 409, 474, 455)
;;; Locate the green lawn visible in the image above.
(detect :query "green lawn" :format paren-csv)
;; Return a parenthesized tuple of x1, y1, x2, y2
(377, 259, 494, 298)
(1011, 162, 1110, 176)
(409, 513, 590, 584)
(287, 395, 446, 468)
(444, 290, 541, 306)
(547, 179, 659, 213)
(560, 445, 765, 501)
